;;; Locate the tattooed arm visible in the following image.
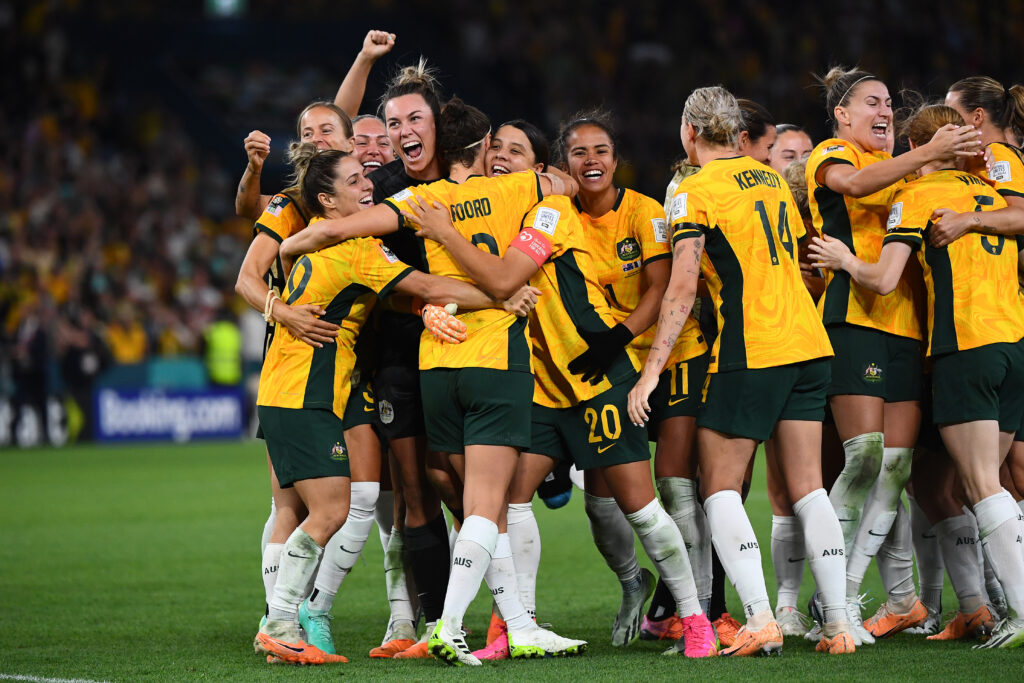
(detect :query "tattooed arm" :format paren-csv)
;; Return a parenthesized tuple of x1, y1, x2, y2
(627, 234, 704, 425)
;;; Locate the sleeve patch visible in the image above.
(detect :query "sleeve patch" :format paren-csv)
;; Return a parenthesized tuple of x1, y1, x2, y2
(378, 244, 399, 263)
(266, 195, 287, 217)
(886, 202, 903, 232)
(533, 207, 560, 235)
(511, 227, 553, 266)
(389, 188, 413, 203)
(669, 193, 688, 222)
(989, 160, 1012, 184)
(651, 218, 668, 243)
(823, 144, 845, 154)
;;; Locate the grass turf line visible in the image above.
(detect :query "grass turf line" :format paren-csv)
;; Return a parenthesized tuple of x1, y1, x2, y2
(0, 441, 1016, 681)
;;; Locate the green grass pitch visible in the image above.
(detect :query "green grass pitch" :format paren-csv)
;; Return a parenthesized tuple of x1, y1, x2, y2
(0, 441, 1018, 681)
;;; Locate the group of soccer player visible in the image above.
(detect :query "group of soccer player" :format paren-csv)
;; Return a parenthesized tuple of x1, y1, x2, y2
(231, 29, 1024, 665)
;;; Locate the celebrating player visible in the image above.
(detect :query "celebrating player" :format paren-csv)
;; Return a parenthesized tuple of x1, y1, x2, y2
(809, 102, 1024, 649)
(805, 66, 981, 643)
(629, 85, 855, 656)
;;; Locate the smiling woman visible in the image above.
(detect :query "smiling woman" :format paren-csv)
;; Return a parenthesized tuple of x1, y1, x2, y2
(805, 65, 986, 642)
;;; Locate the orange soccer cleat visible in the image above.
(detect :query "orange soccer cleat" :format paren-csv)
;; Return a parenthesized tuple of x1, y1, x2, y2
(713, 612, 742, 648)
(816, 630, 856, 654)
(392, 639, 433, 659)
(254, 631, 348, 665)
(369, 638, 418, 658)
(719, 620, 783, 657)
(486, 612, 508, 645)
(928, 604, 995, 641)
(863, 599, 928, 638)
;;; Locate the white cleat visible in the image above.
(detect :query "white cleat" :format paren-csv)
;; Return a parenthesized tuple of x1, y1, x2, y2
(509, 624, 588, 658)
(847, 596, 875, 646)
(804, 622, 823, 642)
(974, 617, 1024, 649)
(428, 620, 480, 666)
(776, 606, 813, 637)
(612, 568, 654, 647)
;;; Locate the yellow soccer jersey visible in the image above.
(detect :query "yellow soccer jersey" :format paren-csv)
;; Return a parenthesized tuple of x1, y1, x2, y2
(254, 189, 312, 296)
(257, 237, 413, 418)
(806, 138, 924, 340)
(983, 142, 1024, 200)
(384, 172, 543, 372)
(519, 196, 641, 408)
(580, 188, 706, 366)
(882, 170, 1024, 355)
(671, 156, 833, 372)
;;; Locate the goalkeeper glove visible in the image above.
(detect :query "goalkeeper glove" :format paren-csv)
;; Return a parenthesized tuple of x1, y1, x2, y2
(567, 323, 633, 385)
(422, 304, 467, 344)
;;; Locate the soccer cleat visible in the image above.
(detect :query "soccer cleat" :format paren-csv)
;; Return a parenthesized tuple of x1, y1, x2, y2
(369, 638, 418, 658)
(905, 604, 942, 635)
(928, 604, 995, 641)
(254, 615, 268, 654)
(712, 612, 742, 648)
(804, 622, 823, 642)
(298, 600, 337, 655)
(863, 598, 927, 638)
(776, 606, 813, 637)
(392, 640, 432, 659)
(255, 630, 348, 665)
(486, 612, 507, 645)
(640, 614, 683, 641)
(428, 620, 480, 666)
(612, 568, 654, 647)
(508, 624, 587, 658)
(719, 620, 783, 657)
(816, 630, 856, 654)
(473, 629, 510, 660)
(846, 596, 875, 645)
(662, 612, 718, 658)
(973, 616, 1024, 649)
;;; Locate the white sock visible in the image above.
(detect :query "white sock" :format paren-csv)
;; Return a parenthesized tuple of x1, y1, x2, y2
(935, 513, 986, 613)
(845, 447, 911, 595)
(829, 432, 884, 552)
(626, 498, 702, 616)
(908, 495, 944, 612)
(657, 477, 713, 602)
(309, 482, 379, 612)
(705, 489, 770, 619)
(376, 489, 394, 551)
(449, 523, 460, 561)
(507, 501, 540, 618)
(484, 534, 534, 633)
(877, 500, 916, 607)
(261, 497, 276, 555)
(262, 542, 283, 606)
(585, 493, 641, 585)
(967, 506, 1007, 607)
(440, 515, 497, 633)
(384, 527, 415, 626)
(975, 491, 1024, 617)
(770, 515, 804, 610)
(268, 528, 324, 621)
(794, 488, 847, 625)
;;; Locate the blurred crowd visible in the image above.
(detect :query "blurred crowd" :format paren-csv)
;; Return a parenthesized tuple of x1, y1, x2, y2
(3, 0, 1021, 444)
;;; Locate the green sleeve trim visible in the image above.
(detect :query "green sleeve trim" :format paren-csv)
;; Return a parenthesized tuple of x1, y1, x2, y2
(378, 266, 416, 300)
(883, 230, 922, 250)
(642, 253, 672, 267)
(671, 222, 707, 245)
(996, 188, 1024, 199)
(382, 199, 406, 229)
(255, 223, 283, 243)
